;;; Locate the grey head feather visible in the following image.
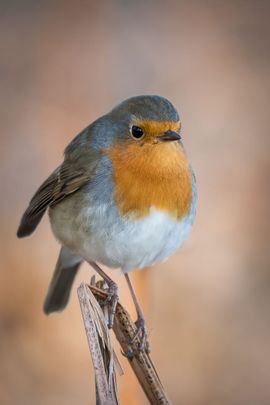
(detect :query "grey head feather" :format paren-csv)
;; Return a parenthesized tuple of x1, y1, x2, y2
(110, 95, 180, 123)
(65, 95, 180, 154)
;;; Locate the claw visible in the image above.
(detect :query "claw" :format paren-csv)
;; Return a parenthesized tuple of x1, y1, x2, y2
(103, 282, 119, 328)
(123, 316, 150, 358)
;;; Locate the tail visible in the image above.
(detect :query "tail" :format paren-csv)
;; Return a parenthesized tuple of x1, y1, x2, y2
(43, 246, 83, 315)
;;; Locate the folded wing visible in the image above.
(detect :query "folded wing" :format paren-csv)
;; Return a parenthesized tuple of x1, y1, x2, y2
(17, 164, 91, 238)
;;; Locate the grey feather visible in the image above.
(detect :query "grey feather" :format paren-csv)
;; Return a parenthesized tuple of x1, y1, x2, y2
(43, 246, 83, 314)
(17, 146, 99, 238)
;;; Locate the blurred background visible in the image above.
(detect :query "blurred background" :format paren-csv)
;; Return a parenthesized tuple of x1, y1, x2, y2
(1, 1, 269, 404)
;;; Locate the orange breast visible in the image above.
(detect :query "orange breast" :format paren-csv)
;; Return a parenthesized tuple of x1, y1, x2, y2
(106, 141, 193, 220)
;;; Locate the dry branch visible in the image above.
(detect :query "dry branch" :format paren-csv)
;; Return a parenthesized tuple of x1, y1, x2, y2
(78, 281, 171, 405)
(77, 283, 121, 405)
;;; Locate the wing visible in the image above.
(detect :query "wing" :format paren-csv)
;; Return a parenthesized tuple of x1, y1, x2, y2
(17, 163, 91, 238)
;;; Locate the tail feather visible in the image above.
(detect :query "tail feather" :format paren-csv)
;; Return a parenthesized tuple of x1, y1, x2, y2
(44, 246, 83, 315)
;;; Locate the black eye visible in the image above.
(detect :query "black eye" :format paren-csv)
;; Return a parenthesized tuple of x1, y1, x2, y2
(131, 125, 144, 140)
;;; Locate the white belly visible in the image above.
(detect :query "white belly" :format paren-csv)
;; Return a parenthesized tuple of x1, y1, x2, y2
(50, 200, 195, 272)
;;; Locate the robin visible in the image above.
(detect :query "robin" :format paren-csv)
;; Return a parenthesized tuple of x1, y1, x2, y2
(17, 95, 197, 353)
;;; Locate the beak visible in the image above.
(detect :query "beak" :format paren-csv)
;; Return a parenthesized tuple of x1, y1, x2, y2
(158, 130, 181, 142)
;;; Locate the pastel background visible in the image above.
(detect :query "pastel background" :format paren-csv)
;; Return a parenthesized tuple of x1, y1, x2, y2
(0, 1, 269, 404)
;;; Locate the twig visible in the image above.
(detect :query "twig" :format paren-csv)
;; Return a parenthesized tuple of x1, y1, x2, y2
(78, 281, 171, 405)
(77, 283, 121, 405)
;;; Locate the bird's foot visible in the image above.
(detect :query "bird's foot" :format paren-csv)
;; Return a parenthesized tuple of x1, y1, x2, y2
(103, 281, 119, 329)
(124, 316, 150, 359)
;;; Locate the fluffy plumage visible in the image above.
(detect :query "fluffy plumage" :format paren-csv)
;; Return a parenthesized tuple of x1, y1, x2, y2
(107, 138, 193, 220)
(17, 95, 197, 313)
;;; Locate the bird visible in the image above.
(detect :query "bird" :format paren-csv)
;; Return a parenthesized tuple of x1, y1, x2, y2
(17, 95, 197, 354)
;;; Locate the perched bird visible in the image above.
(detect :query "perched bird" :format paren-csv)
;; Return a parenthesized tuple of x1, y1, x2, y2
(17, 95, 197, 353)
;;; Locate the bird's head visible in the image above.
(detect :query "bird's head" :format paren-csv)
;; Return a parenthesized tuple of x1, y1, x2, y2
(109, 95, 182, 147)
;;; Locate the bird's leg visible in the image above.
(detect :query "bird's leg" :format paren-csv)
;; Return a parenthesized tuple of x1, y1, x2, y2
(124, 273, 150, 356)
(88, 261, 118, 328)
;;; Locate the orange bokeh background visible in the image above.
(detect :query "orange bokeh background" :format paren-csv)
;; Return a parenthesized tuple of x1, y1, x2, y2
(1, 1, 269, 404)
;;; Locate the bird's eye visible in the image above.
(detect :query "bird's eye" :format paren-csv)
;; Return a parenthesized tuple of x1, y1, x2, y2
(131, 125, 144, 140)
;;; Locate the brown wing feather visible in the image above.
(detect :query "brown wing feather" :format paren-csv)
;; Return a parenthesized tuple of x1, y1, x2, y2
(17, 164, 91, 238)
